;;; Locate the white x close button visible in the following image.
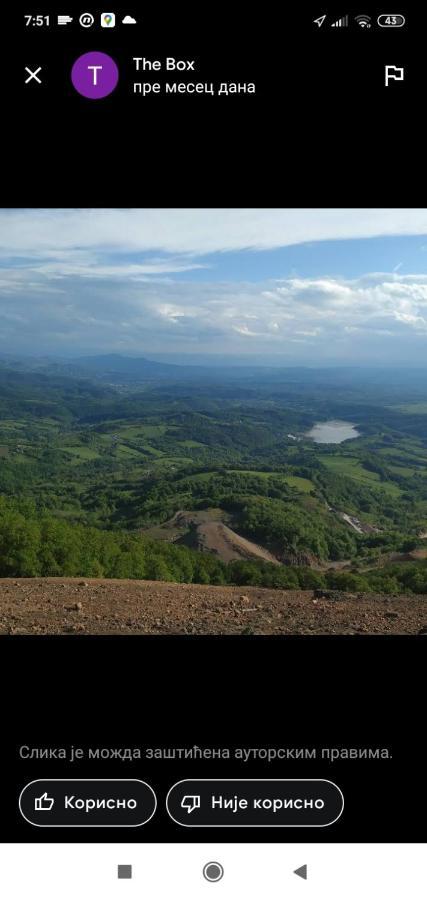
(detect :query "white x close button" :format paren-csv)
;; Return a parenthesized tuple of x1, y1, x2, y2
(25, 66, 43, 84)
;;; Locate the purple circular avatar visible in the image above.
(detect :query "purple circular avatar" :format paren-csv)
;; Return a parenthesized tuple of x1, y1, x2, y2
(71, 51, 119, 99)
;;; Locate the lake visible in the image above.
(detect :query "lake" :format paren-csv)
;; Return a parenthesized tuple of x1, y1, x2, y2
(306, 420, 360, 444)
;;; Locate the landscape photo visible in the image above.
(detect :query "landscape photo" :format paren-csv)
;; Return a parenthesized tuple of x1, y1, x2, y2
(1, 207, 427, 634)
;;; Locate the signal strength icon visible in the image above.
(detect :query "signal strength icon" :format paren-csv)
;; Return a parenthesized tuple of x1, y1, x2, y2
(331, 14, 349, 27)
(355, 14, 371, 27)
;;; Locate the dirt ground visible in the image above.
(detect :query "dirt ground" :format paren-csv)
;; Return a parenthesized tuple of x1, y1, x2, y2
(0, 578, 426, 635)
(144, 509, 280, 564)
(195, 521, 280, 564)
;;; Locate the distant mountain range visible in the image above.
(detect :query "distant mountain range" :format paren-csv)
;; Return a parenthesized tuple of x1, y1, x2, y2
(1, 353, 427, 390)
(0, 353, 203, 383)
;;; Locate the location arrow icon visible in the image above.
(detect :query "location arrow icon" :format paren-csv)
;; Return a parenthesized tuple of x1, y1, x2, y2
(313, 15, 326, 27)
(294, 864, 308, 880)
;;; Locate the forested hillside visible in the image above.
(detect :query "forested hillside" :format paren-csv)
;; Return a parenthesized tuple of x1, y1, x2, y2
(1, 362, 427, 593)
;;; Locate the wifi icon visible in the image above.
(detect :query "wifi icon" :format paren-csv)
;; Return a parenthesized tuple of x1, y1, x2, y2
(355, 14, 372, 27)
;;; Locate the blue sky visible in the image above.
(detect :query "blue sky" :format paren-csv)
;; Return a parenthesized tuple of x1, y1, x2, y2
(168, 235, 427, 283)
(1, 208, 427, 365)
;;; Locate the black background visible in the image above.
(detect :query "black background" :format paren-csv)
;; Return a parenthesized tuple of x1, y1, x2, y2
(7, 3, 421, 205)
(1, 1, 425, 844)
(2, 636, 424, 841)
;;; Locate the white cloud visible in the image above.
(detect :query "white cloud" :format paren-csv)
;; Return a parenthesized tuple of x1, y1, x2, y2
(1, 270, 427, 360)
(0, 209, 427, 362)
(232, 324, 259, 336)
(1, 208, 427, 259)
(33, 260, 206, 279)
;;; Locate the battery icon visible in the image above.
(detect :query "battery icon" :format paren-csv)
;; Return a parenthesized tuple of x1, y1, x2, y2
(377, 14, 405, 27)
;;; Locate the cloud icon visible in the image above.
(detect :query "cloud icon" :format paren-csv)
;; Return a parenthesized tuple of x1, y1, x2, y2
(122, 15, 137, 24)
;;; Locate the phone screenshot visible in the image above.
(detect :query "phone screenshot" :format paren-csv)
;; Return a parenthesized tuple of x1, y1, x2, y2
(1, 4, 425, 898)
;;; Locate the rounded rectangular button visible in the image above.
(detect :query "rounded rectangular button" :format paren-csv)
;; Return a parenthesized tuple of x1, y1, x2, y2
(19, 779, 156, 827)
(167, 779, 343, 827)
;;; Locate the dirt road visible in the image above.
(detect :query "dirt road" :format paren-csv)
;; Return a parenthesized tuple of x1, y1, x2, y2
(0, 578, 426, 635)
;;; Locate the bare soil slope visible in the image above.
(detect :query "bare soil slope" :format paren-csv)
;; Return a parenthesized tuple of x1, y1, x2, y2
(1, 578, 426, 635)
(195, 521, 279, 564)
(143, 509, 280, 564)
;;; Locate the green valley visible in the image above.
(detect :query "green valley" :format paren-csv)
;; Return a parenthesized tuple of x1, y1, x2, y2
(1, 358, 427, 594)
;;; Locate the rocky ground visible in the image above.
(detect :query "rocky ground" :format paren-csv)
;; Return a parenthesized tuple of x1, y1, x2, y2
(0, 578, 426, 635)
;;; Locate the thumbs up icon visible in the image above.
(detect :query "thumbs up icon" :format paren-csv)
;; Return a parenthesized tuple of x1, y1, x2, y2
(34, 792, 54, 812)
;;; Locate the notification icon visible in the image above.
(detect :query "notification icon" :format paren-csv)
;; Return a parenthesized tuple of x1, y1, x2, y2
(101, 12, 116, 27)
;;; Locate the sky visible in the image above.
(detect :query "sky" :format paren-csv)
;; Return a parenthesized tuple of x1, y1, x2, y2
(1, 207, 427, 365)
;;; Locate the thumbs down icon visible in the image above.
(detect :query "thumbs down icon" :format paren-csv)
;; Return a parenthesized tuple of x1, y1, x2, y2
(181, 795, 201, 814)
